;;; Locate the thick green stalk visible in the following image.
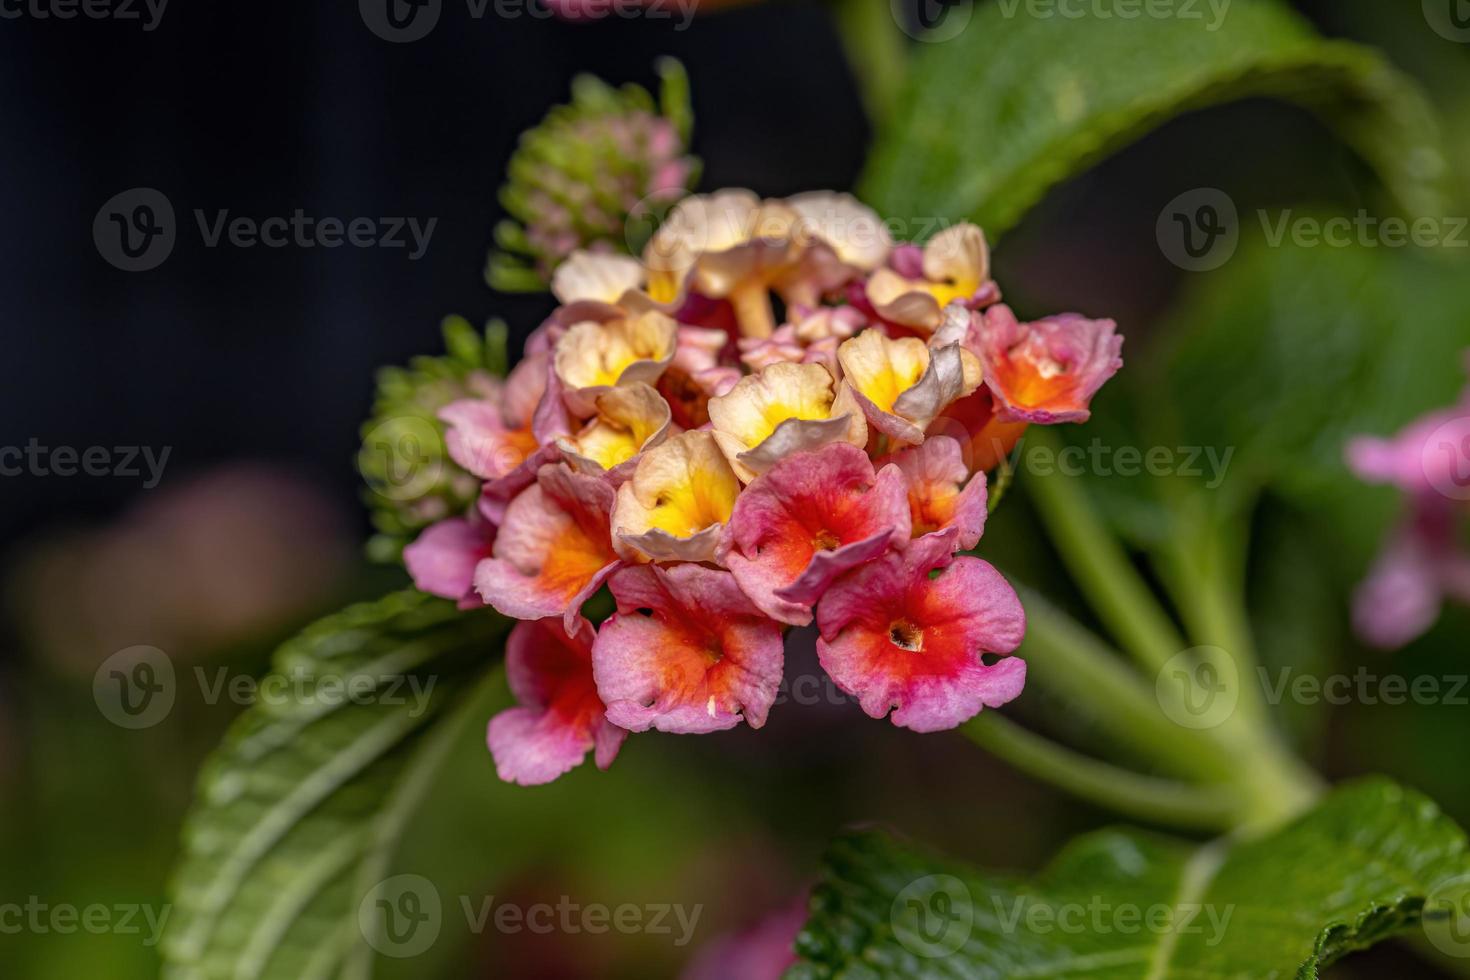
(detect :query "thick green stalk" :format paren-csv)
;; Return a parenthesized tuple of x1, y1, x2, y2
(1021, 427, 1186, 674)
(1018, 589, 1237, 785)
(962, 714, 1241, 832)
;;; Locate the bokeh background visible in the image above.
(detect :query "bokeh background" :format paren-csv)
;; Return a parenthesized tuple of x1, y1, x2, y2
(3, 0, 1469, 976)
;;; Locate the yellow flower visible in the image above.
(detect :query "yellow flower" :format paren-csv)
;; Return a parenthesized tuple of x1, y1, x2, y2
(865, 224, 992, 332)
(837, 326, 982, 444)
(707, 361, 867, 483)
(553, 310, 678, 414)
(556, 382, 672, 474)
(643, 189, 803, 339)
(611, 430, 741, 562)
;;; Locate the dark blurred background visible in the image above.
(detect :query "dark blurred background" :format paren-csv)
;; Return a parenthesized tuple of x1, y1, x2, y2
(3, 1, 1469, 977)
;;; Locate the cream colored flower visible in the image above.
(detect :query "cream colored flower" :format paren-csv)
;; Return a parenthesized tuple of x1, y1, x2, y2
(865, 223, 992, 332)
(707, 361, 867, 483)
(555, 382, 672, 475)
(551, 251, 646, 311)
(837, 327, 982, 444)
(643, 189, 803, 339)
(787, 191, 892, 274)
(553, 311, 678, 415)
(611, 430, 741, 562)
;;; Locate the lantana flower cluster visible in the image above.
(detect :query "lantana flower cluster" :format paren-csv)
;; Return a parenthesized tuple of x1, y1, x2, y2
(405, 189, 1123, 785)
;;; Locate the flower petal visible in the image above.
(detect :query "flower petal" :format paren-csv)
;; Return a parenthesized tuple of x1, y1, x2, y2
(974, 304, 1122, 424)
(402, 517, 495, 602)
(474, 463, 620, 633)
(838, 330, 981, 443)
(487, 617, 625, 785)
(816, 534, 1026, 732)
(553, 311, 678, 415)
(611, 429, 741, 562)
(592, 564, 786, 733)
(556, 381, 672, 476)
(551, 250, 644, 308)
(887, 436, 988, 549)
(718, 443, 911, 625)
(787, 190, 891, 272)
(440, 400, 540, 481)
(709, 361, 866, 482)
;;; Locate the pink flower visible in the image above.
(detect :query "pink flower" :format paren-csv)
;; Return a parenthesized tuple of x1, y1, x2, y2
(718, 443, 911, 626)
(1352, 503, 1470, 649)
(678, 893, 807, 980)
(1347, 374, 1470, 648)
(473, 463, 620, 633)
(592, 563, 786, 733)
(439, 352, 556, 481)
(402, 516, 495, 607)
(971, 304, 1122, 424)
(816, 533, 1026, 731)
(1346, 402, 1470, 502)
(488, 617, 626, 786)
(885, 435, 988, 550)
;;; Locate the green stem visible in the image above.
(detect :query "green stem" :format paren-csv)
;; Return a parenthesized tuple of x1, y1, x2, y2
(1153, 500, 1267, 727)
(1018, 589, 1236, 785)
(1022, 427, 1186, 675)
(830, 0, 908, 129)
(962, 714, 1241, 832)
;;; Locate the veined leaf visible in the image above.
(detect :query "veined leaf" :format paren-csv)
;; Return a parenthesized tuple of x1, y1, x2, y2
(860, 0, 1449, 238)
(161, 591, 507, 980)
(791, 779, 1470, 979)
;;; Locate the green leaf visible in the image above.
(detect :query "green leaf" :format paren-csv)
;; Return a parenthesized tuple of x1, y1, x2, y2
(792, 778, 1470, 979)
(161, 592, 507, 980)
(860, 0, 1449, 239)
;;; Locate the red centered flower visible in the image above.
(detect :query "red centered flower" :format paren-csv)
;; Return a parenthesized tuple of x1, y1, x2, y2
(592, 563, 785, 733)
(717, 442, 910, 626)
(816, 533, 1026, 732)
(487, 617, 626, 786)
